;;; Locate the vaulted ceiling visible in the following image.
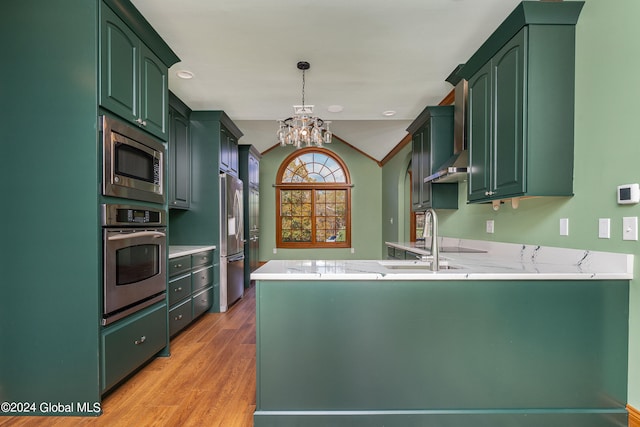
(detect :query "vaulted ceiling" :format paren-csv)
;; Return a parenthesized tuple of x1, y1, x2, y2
(131, 0, 523, 160)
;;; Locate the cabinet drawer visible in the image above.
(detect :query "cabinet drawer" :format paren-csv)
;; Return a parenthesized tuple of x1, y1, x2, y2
(192, 286, 213, 319)
(192, 265, 213, 292)
(168, 255, 191, 277)
(169, 299, 193, 337)
(101, 302, 167, 392)
(192, 250, 213, 268)
(168, 274, 191, 306)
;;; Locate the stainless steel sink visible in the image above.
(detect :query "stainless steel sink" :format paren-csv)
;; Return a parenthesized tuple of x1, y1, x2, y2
(413, 242, 486, 254)
(378, 260, 462, 271)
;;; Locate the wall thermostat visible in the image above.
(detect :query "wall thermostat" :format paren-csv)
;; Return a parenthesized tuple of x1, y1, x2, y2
(617, 183, 640, 204)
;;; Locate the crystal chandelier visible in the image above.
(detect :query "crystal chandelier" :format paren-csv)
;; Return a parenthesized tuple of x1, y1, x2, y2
(277, 61, 332, 148)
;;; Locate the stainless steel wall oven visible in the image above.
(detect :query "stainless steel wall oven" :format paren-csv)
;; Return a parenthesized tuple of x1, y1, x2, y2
(102, 204, 166, 325)
(101, 115, 165, 204)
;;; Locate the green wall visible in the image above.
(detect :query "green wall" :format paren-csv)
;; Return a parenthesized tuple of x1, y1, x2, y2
(381, 0, 640, 409)
(259, 140, 382, 260)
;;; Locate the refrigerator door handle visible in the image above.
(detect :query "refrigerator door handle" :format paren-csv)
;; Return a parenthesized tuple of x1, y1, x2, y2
(228, 253, 245, 262)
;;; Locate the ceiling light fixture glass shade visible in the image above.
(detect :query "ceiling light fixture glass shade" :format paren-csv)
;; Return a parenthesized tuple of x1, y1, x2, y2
(277, 61, 332, 148)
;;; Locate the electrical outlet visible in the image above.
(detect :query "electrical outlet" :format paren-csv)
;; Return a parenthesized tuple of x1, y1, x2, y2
(560, 218, 569, 236)
(486, 220, 494, 234)
(273, 248, 277, 254)
(623, 217, 638, 241)
(598, 218, 610, 239)
(351, 248, 355, 254)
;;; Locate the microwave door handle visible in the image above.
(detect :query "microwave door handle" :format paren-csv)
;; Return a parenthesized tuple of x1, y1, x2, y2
(107, 231, 166, 241)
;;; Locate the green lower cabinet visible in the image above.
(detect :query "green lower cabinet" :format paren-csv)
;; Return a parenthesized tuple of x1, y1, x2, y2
(168, 250, 215, 338)
(169, 298, 193, 336)
(101, 301, 168, 393)
(192, 265, 213, 292)
(386, 246, 406, 260)
(168, 273, 190, 306)
(255, 279, 628, 427)
(192, 286, 214, 318)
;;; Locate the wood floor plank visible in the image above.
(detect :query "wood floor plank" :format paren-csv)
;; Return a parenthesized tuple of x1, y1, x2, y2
(0, 287, 257, 427)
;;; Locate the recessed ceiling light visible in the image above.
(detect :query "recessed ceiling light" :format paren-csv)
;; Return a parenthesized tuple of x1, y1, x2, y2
(327, 105, 344, 113)
(382, 110, 396, 117)
(176, 70, 194, 79)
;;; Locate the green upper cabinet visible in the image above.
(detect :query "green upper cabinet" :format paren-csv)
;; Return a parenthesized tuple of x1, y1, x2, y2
(169, 92, 191, 209)
(468, 29, 525, 202)
(220, 126, 239, 176)
(460, 1, 584, 204)
(100, 1, 173, 141)
(408, 105, 457, 211)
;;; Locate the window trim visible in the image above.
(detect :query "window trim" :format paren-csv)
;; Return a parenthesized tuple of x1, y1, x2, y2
(276, 148, 352, 249)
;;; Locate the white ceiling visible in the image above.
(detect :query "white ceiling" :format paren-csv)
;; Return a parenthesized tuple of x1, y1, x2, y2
(131, 0, 523, 160)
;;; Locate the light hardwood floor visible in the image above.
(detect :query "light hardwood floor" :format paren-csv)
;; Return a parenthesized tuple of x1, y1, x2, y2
(1, 286, 257, 427)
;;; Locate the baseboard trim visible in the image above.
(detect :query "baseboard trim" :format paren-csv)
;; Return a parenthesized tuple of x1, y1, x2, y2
(629, 404, 640, 427)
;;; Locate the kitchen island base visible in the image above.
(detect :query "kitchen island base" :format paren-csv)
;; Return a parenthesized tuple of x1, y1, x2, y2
(254, 279, 629, 427)
(254, 410, 626, 427)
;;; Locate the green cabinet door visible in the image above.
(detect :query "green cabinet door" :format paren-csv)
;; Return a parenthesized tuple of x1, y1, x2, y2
(493, 28, 526, 199)
(220, 127, 231, 172)
(411, 132, 423, 211)
(229, 134, 239, 175)
(468, 28, 526, 202)
(467, 62, 492, 201)
(168, 105, 190, 209)
(139, 43, 168, 139)
(101, 302, 168, 393)
(220, 126, 239, 176)
(419, 123, 432, 208)
(100, 3, 138, 123)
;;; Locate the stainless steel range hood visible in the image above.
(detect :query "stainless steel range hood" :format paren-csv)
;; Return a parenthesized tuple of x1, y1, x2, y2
(425, 66, 469, 184)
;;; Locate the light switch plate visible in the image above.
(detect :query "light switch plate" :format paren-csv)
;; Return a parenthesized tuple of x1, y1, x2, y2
(486, 220, 495, 234)
(560, 218, 569, 236)
(623, 217, 638, 241)
(598, 218, 611, 239)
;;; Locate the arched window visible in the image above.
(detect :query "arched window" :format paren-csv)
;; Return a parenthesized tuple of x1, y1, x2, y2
(276, 148, 351, 248)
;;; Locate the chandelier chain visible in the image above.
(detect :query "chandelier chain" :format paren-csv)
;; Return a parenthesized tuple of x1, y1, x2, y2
(301, 69, 305, 108)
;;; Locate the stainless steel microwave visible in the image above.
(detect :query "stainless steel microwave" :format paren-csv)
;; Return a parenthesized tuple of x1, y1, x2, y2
(101, 115, 165, 204)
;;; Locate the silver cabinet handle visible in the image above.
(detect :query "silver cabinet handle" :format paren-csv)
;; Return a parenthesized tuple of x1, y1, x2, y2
(135, 118, 147, 126)
(134, 336, 146, 345)
(174, 287, 182, 292)
(174, 314, 183, 320)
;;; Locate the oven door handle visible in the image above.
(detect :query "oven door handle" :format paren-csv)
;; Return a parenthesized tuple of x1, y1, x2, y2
(107, 231, 166, 241)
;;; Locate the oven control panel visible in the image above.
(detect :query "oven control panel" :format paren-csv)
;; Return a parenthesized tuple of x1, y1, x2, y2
(101, 204, 166, 227)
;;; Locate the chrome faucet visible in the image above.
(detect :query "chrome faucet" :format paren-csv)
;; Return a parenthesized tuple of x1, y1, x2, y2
(424, 208, 439, 271)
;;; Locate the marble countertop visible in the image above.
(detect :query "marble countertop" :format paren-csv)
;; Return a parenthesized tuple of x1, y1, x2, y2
(169, 245, 216, 259)
(251, 238, 633, 281)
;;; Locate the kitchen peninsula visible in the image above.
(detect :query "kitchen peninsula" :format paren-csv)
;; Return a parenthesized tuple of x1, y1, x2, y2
(252, 240, 632, 427)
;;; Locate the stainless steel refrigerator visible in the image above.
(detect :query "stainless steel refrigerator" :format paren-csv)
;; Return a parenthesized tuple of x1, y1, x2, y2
(220, 173, 245, 312)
